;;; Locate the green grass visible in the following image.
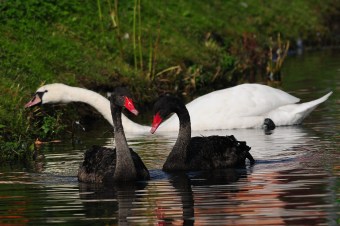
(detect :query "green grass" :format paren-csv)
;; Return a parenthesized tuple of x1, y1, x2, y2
(0, 0, 338, 163)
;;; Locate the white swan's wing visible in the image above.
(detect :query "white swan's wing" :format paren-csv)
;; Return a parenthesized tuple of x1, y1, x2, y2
(265, 91, 333, 126)
(186, 84, 299, 118)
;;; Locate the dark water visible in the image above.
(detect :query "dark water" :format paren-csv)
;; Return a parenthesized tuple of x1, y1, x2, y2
(1, 50, 339, 225)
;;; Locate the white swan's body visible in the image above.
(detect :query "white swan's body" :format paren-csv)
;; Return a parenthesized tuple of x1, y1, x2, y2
(26, 83, 332, 133)
(159, 84, 332, 131)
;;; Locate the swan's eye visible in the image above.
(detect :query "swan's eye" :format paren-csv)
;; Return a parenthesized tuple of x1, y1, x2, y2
(36, 91, 47, 99)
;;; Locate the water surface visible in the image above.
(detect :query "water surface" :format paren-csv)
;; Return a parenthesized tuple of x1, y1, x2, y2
(0, 50, 339, 225)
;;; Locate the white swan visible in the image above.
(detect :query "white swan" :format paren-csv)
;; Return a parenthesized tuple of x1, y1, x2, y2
(25, 83, 332, 133)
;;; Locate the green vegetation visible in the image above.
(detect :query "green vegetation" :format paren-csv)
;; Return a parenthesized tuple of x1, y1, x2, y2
(0, 0, 339, 163)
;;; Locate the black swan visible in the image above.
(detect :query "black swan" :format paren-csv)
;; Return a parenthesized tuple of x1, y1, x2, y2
(78, 87, 150, 183)
(150, 95, 255, 171)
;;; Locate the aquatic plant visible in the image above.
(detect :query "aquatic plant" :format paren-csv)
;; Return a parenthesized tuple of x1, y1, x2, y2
(267, 34, 290, 85)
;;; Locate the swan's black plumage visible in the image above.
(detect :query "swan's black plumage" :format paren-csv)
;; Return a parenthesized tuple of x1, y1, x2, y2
(185, 135, 254, 170)
(78, 145, 149, 184)
(78, 88, 149, 183)
(151, 95, 254, 172)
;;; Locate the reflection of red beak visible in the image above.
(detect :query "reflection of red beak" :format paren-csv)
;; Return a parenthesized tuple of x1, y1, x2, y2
(124, 97, 139, 116)
(24, 94, 42, 108)
(150, 112, 163, 134)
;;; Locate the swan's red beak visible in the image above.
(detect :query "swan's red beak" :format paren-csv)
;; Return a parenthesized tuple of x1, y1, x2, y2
(124, 96, 139, 116)
(150, 112, 163, 134)
(25, 94, 42, 108)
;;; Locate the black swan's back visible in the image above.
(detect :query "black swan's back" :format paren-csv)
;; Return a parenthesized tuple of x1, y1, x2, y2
(78, 146, 149, 184)
(186, 135, 253, 170)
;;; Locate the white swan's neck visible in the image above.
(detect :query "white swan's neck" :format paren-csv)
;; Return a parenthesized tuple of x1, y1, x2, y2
(63, 86, 114, 125)
(61, 85, 149, 133)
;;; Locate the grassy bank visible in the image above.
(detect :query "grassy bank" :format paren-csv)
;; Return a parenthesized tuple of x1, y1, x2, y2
(0, 0, 339, 163)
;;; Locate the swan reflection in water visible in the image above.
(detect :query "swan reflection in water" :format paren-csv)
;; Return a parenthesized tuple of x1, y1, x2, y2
(78, 182, 145, 225)
(78, 168, 249, 225)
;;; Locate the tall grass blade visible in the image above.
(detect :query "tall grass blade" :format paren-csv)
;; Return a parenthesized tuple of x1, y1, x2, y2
(137, 0, 143, 71)
(133, 0, 138, 71)
(96, 0, 104, 33)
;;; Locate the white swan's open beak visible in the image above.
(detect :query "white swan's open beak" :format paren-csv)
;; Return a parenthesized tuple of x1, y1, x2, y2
(25, 94, 42, 108)
(124, 97, 139, 116)
(150, 112, 163, 134)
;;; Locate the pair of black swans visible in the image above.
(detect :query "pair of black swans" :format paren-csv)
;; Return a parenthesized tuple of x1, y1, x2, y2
(25, 83, 332, 184)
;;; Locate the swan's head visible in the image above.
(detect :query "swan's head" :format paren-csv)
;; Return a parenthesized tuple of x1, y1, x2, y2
(150, 95, 184, 133)
(25, 83, 73, 108)
(110, 87, 139, 116)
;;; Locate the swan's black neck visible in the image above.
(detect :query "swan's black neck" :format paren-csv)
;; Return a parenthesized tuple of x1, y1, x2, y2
(111, 103, 137, 181)
(163, 104, 191, 171)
